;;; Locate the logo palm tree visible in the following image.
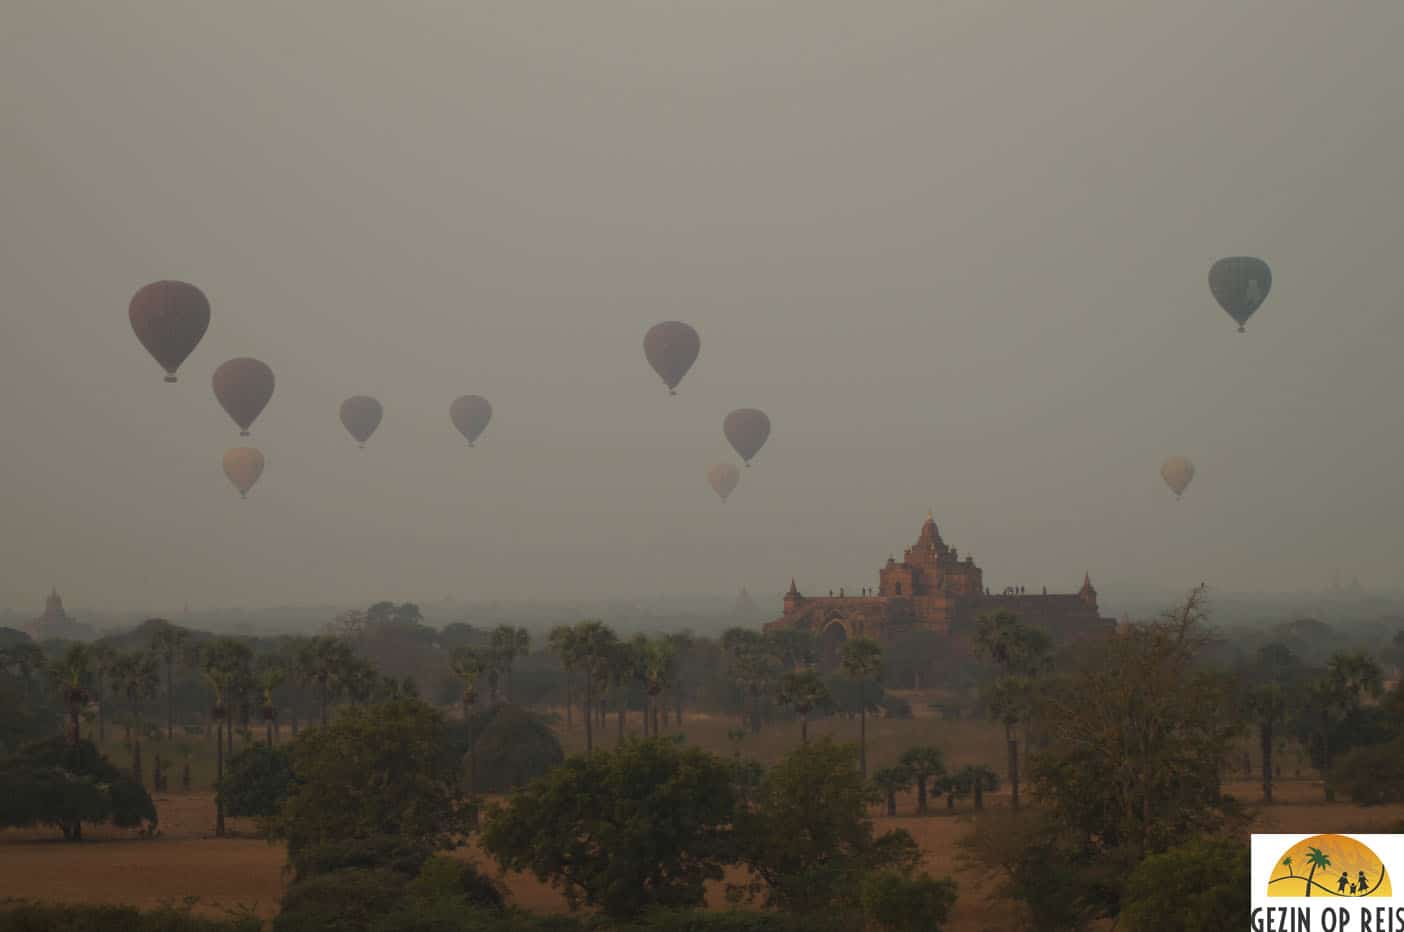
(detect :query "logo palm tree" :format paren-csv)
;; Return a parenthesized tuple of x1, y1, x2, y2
(1281, 857, 1294, 878)
(1304, 847, 1332, 897)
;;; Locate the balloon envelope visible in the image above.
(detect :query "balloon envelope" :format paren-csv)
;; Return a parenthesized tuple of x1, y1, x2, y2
(643, 322, 700, 394)
(450, 395, 492, 446)
(223, 447, 264, 498)
(212, 358, 275, 436)
(129, 281, 210, 382)
(707, 463, 740, 502)
(340, 396, 383, 446)
(1209, 257, 1271, 332)
(1161, 456, 1195, 499)
(724, 409, 771, 465)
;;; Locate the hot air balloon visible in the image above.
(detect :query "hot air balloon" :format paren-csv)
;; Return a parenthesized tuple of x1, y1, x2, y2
(1209, 257, 1271, 332)
(223, 447, 264, 499)
(340, 396, 383, 448)
(724, 409, 770, 466)
(450, 395, 492, 446)
(707, 463, 740, 502)
(129, 281, 210, 382)
(643, 322, 700, 395)
(1161, 456, 1195, 500)
(212, 358, 275, 436)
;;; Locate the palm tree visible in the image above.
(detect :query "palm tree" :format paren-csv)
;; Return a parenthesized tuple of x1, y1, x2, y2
(3, 641, 46, 707)
(899, 746, 945, 815)
(149, 621, 190, 739)
(450, 647, 485, 813)
(1282, 856, 1295, 878)
(872, 766, 913, 817)
(112, 651, 160, 780)
(48, 644, 91, 745)
(973, 612, 1050, 810)
(491, 625, 531, 703)
(840, 638, 883, 777)
(778, 670, 831, 745)
(90, 643, 117, 744)
(255, 656, 287, 746)
(547, 625, 578, 729)
(641, 637, 679, 737)
(567, 620, 618, 756)
(663, 631, 694, 726)
(295, 636, 354, 726)
(1304, 846, 1332, 897)
(958, 765, 999, 810)
(202, 663, 231, 837)
(1246, 684, 1287, 803)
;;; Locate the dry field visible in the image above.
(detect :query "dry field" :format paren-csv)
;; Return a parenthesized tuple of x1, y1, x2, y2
(4, 714, 1400, 930)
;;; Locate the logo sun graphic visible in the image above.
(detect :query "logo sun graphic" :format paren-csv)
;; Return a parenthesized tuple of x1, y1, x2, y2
(1268, 835, 1391, 898)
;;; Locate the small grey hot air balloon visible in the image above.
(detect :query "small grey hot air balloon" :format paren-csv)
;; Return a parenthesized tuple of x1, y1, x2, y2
(1161, 456, 1195, 500)
(223, 447, 264, 499)
(1209, 257, 1271, 332)
(450, 395, 492, 446)
(643, 322, 700, 395)
(213, 358, 275, 436)
(129, 281, 210, 382)
(724, 409, 771, 466)
(707, 463, 740, 502)
(340, 396, 383, 448)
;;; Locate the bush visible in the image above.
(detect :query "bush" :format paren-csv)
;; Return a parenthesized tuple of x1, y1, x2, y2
(221, 744, 295, 819)
(1332, 737, 1404, 805)
(449, 704, 565, 793)
(0, 738, 156, 840)
(860, 872, 958, 931)
(290, 835, 433, 882)
(274, 868, 411, 932)
(1121, 837, 1249, 932)
(0, 902, 260, 931)
(409, 855, 505, 910)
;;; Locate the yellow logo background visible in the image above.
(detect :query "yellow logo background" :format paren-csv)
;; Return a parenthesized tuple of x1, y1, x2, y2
(1268, 835, 1391, 898)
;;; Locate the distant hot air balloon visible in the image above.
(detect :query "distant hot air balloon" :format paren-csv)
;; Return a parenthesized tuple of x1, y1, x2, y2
(340, 396, 383, 448)
(1161, 456, 1195, 500)
(1209, 257, 1272, 332)
(724, 409, 771, 466)
(643, 322, 700, 395)
(707, 463, 740, 502)
(129, 281, 210, 382)
(223, 447, 264, 499)
(450, 395, 492, 446)
(212, 358, 275, 436)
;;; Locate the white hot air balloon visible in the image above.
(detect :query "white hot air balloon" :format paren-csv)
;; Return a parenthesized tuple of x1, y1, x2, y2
(223, 447, 265, 499)
(1160, 456, 1195, 500)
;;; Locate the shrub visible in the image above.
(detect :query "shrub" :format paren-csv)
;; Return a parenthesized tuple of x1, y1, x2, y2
(1121, 837, 1249, 932)
(274, 868, 411, 932)
(221, 744, 295, 819)
(290, 835, 433, 882)
(0, 902, 260, 931)
(1332, 737, 1404, 805)
(409, 855, 505, 911)
(860, 872, 958, 931)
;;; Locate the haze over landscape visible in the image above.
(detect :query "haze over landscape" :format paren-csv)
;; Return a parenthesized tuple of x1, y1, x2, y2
(4, 0, 1403, 614)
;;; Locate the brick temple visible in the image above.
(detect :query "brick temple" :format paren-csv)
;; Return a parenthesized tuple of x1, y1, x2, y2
(765, 513, 1113, 667)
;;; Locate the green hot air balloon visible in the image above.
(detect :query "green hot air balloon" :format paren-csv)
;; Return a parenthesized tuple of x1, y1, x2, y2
(1209, 257, 1271, 332)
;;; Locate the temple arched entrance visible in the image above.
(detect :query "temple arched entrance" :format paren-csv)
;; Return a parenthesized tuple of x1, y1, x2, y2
(820, 621, 849, 670)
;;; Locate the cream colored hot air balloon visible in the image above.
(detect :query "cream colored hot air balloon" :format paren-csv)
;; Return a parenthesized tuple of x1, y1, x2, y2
(1160, 456, 1195, 500)
(707, 463, 740, 502)
(223, 447, 265, 499)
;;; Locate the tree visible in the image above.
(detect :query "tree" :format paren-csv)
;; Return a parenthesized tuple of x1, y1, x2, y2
(222, 744, 295, 819)
(860, 871, 959, 932)
(295, 636, 356, 726)
(111, 650, 159, 782)
(272, 699, 472, 878)
(1302, 846, 1331, 897)
(1313, 652, 1385, 801)
(89, 643, 117, 744)
(735, 739, 921, 915)
(954, 765, 999, 811)
(47, 644, 91, 745)
(1244, 684, 1287, 803)
(872, 766, 913, 817)
(778, 670, 831, 745)
(547, 624, 578, 729)
(202, 660, 231, 837)
(898, 746, 945, 815)
(1121, 837, 1249, 931)
(641, 635, 679, 737)
(1332, 736, 1404, 805)
(490, 625, 531, 703)
(2, 641, 46, 708)
(840, 638, 883, 777)
(973, 611, 1050, 810)
(255, 655, 288, 746)
(564, 620, 617, 755)
(448, 704, 564, 793)
(148, 620, 190, 739)
(0, 737, 156, 841)
(204, 639, 253, 759)
(482, 737, 737, 919)
(724, 629, 779, 736)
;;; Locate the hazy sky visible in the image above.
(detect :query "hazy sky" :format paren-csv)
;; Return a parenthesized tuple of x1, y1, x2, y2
(3, 1, 1403, 613)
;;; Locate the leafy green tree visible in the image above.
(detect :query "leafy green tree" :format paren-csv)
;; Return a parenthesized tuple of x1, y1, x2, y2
(2, 640, 46, 708)
(898, 746, 945, 815)
(272, 699, 472, 876)
(860, 871, 958, 932)
(482, 737, 737, 919)
(221, 744, 295, 819)
(872, 766, 912, 817)
(1332, 735, 1404, 805)
(973, 611, 1050, 810)
(0, 737, 156, 841)
(955, 765, 999, 811)
(778, 670, 831, 744)
(1121, 837, 1248, 931)
(735, 739, 920, 914)
(1304, 652, 1385, 801)
(840, 638, 883, 777)
(148, 620, 190, 739)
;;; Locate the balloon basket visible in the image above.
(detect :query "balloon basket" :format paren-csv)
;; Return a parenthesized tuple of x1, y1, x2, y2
(164, 375, 178, 383)
(240, 430, 250, 437)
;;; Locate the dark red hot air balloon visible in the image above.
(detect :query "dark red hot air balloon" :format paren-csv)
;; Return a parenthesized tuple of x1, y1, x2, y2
(724, 409, 770, 466)
(129, 281, 210, 382)
(340, 396, 383, 448)
(450, 395, 492, 446)
(643, 322, 700, 395)
(212, 358, 275, 436)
